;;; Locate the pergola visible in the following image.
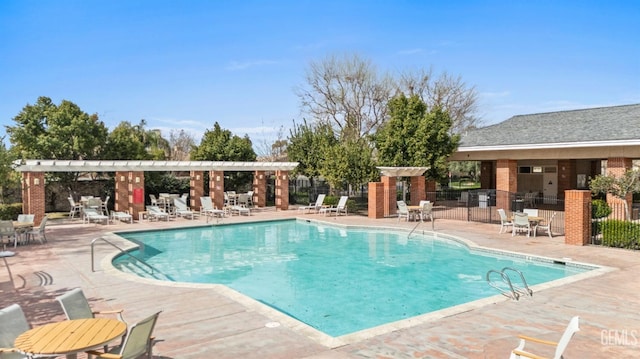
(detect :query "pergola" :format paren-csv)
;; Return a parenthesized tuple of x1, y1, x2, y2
(14, 160, 298, 224)
(368, 166, 431, 218)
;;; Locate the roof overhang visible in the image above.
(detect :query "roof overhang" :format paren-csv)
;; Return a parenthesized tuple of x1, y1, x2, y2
(12, 160, 299, 172)
(377, 167, 430, 177)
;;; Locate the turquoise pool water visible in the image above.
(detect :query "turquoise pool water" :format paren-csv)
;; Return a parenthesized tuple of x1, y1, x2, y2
(113, 220, 590, 337)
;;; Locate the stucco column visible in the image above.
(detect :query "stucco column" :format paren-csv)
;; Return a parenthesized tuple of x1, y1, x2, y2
(496, 159, 517, 211)
(382, 176, 397, 217)
(253, 171, 267, 207)
(210, 170, 225, 210)
(410, 176, 426, 205)
(22, 172, 45, 226)
(190, 171, 204, 211)
(606, 157, 632, 219)
(368, 182, 385, 218)
(564, 190, 591, 245)
(275, 170, 289, 210)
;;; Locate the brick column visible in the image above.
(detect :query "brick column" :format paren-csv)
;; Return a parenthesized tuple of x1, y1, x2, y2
(564, 190, 591, 246)
(480, 161, 494, 189)
(496, 159, 517, 211)
(190, 171, 204, 210)
(253, 171, 267, 207)
(127, 171, 145, 219)
(558, 160, 575, 200)
(606, 157, 632, 219)
(426, 180, 437, 202)
(382, 176, 396, 217)
(410, 176, 426, 205)
(115, 171, 129, 212)
(22, 172, 46, 225)
(368, 182, 384, 218)
(275, 170, 289, 210)
(210, 170, 225, 210)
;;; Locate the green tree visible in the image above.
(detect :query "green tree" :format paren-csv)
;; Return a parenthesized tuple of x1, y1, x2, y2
(104, 121, 150, 160)
(590, 170, 640, 220)
(375, 94, 459, 180)
(320, 138, 378, 195)
(0, 137, 19, 204)
(287, 120, 337, 184)
(191, 122, 256, 190)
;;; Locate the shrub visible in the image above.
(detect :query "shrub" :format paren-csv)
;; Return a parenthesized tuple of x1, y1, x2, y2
(592, 199, 611, 219)
(600, 219, 640, 249)
(0, 203, 23, 220)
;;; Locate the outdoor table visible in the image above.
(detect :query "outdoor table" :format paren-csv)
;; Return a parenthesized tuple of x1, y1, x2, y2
(407, 205, 423, 221)
(12, 221, 34, 230)
(14, 318, 126, 359)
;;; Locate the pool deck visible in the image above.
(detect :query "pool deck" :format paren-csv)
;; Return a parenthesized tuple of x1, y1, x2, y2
(2, 208, 639, 358)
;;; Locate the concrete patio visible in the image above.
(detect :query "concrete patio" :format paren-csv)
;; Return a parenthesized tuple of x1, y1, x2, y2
(1, 208, 638, 358)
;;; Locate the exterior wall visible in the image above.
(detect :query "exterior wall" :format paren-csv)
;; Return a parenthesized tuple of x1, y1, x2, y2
(382, 176, 397, 217)
(21, 172, 46, 225)
(564, 190, 591, 245)
(410, 176, 426, 205)
(190, 171, 204, 211)
(275, 170, 289, 210)
(210, 170, 225, 210)
(557, 160, 575, 199)
(115, 171, 129, 213)
(253, 171, 267, 207)
(480, 161, 494, 189)
(426, 180, 437, 202)
(496, 159, 517, 210)
(368, 182, 385, 218)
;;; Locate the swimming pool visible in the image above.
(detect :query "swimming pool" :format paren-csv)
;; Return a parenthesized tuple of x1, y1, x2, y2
(113, 219, 593, 337)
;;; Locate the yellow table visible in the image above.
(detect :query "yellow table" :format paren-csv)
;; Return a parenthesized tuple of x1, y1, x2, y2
(12, 221, 33, 230)
(14, 318, 126, 359)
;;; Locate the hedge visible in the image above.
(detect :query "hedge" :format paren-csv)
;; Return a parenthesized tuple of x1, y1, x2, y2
(0, 203, 24, 221)
(600, 219, 640, 249)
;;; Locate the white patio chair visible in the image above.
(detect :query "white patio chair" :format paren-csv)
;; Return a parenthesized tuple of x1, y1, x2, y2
(26, 216, 49, 244)
(512, 212, 532, 237)
(299, 194, 326, 213)
(83, 208, 110, 225)
(146, 206, 169, 221)
(68, 197, 83, 219)
(0, 304, 52, 359)
(510, 316, 580, 359)
(535, 212, 557, 238)
(111, 211, 134, 224)
(199, 196, 225, 218)
(0, 221, 18, 248)
(319, 196, 348, 217)
(173, 198, 195, 219)
(396, 200, 411, 221)
(497, 209, 513, 234)
(86, 311, 161, 359)
(56, 288, 125, 322)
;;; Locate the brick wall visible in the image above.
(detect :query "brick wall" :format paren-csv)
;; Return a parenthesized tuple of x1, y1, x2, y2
(210, 170, 225, 210)
(368, 182, 385, 218)
(253, 171, 267, 207)
(190, 171, 204, 210)
(275, 170, 289, 210)
(410, 176, 426, 205)
(564, 190, 591, 245)
(496, 159, 517, 210)
(382, 176, 396, 217)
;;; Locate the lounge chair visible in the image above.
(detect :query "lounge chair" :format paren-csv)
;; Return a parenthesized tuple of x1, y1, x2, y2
(173, 198, 195, 219)
(319, 196, 348, 216)
(230, 205, 251, 216)
(56, 288, 125, 322)
(86, 311, 161, 359)
(510, 316, 580, 359)
(146, 206, 169, 221)
(83, 208, 110, 225)
(498, 209, 513, 234)
(111, 211, 133, 224)
(512, 212, 532, 237)
(396, 200, 411, 221)
(26, 216, 48, 244)
(299, 194, 326, 213)
(199, 196, 225, 219)
(535, 212, 557, 238)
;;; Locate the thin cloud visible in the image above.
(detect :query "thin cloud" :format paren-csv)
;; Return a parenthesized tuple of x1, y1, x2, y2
(225, 60, 279, 71)
(397, 48, 424, 55)
(480, 91, 511, 99)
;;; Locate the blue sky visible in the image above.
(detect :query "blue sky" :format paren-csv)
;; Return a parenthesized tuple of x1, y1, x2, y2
(1, 0, 638, 153)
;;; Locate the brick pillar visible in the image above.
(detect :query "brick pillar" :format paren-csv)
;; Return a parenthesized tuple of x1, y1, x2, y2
(606, 157, 632, 219)
(253, 171, 267, 208)
(426, 180, 437, 202)
(480, 161, 494, 189)
(410, 176, 426, 205)
(382, 176, 396, 217)
(190, 171, 204, 210)
(558, 160, 575, 200)
(275, 170, 289, 210)
(368, 182, 384, 218)
(210, 170, 225, 210)
(128, 171, 145, 219)
(496, 159, 517, 211)
(22, 172, 46, 226)
(115, 171, 129, 213)
(564, 190, 591, 246)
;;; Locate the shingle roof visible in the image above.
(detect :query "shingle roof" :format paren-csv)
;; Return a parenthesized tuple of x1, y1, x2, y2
(459, 104, 640, 147)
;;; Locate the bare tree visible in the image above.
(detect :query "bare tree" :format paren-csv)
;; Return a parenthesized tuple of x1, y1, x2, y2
(168, 129, 195, 161)
(296, 54, 393, 140)
(396, 69, 479, 134)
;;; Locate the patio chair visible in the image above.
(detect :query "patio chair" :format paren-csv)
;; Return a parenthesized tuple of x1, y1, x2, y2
(56, 288, 125, 322)
(111, 211, 134, 224)
(15, 214, 34, 243)
(299, 194, 326, 213)
(199, 196, 225, 218)
(420, 201, 434, 224)
(26, 216, 48, 244)
(319, 196, 348, 217)
(523, 208, 539, 217)
(68, 197, 83, 219)
(246, 190, 254, 206)
(230, 205, 251, 216)
(86, 311, 161, 359)
(510, 316, 580, 359)
(101, 196, 110, 216)
(83, 208, 110, 225)
(512, 212, 532, 237)
(146, 206, 169, 221)
(523, 192, 537, 208)
(173, 198, 195, 219)
(535, 212, 557, 238)
(396, 200, 411, 221)
(148, 194, 158, 206)
(0, 221, 18, 248)
(497, 209, 513, 234)
(0, 304, 41, 359)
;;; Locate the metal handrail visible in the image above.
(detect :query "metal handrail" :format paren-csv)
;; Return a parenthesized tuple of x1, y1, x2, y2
(91, 236, 154, 274)
(502, 267, 533, 297)
(486, 269, 519, 300)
